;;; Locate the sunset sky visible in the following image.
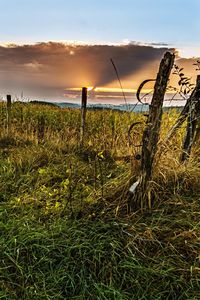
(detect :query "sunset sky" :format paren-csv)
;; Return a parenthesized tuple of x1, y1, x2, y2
(0, 0, 200, 103)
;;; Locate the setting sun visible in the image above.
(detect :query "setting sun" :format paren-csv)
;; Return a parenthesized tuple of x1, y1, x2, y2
(87, 86, 94, 91)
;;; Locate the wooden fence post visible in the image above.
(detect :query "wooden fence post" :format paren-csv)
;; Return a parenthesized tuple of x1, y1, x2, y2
(130, 52, 175, 210)
(165, 81, 199, 143)
(6, 95, 12, 136)
(80, 87, 87, 147)
(181, 75, 200, 161)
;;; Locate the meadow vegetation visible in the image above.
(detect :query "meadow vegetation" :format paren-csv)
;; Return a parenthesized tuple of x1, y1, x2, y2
(0, 101, 200, 299)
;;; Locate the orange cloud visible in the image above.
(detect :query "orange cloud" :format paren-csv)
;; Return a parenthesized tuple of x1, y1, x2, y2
(0, 42, 198, 101)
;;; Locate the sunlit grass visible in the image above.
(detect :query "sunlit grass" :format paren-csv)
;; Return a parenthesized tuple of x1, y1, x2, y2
(0, 101, 199, 299)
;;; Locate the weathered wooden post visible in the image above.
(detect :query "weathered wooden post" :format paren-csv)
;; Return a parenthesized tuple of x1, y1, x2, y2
(181, 75, 200, 161)
(6, 95, 12, 136)
(130, 52, 175, 210)
(80, 87, 87, 147)
(165, 80, 200, 143)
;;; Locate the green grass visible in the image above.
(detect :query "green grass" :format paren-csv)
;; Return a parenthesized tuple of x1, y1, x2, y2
(0, 102, 200, 299)
(1, 197, 200, 299)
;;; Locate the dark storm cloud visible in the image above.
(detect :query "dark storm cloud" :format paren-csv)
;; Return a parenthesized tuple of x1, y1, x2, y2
(0, 42, 177, 99)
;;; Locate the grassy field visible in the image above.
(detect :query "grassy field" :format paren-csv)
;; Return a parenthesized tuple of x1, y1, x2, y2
(0, 101, 200, 299)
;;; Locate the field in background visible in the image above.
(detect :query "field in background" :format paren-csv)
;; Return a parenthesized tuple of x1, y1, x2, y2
(0, 101, 200, 299)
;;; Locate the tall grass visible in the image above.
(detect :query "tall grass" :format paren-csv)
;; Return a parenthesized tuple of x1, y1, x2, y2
(0, 101, 199, 299)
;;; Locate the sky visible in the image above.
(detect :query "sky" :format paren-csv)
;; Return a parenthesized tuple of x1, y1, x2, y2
(0, 0, 200, 102)
(0, 0, 200, 56)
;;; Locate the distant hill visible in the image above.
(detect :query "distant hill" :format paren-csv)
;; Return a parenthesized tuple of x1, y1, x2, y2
(57, 102, 80, 109)
(30, 100, 58, 107)
(55, 102, 184, 112)
(17, 100, 184, 113)
(56, 102, 150, 112)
